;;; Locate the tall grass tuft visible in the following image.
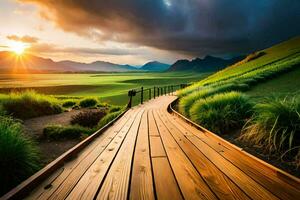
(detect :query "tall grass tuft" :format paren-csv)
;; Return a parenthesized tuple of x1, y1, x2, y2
(79, 98, 98, 108)
(189, 92, 253, 134)
(0, 116, 40, 195)
(43, 125, 93, 140)
(71, 110, 106, 128)
(98, 109, 124, 129)
(240, 96, 300, 155)
(0, 90, 62, 119)
(179, 83, 250, 117)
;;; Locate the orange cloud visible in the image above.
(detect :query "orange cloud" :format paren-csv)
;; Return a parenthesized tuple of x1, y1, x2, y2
(7, 35, 39, 43)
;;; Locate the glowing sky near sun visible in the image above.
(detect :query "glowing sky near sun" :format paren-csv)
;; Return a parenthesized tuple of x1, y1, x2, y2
(0, 0, 299, 65)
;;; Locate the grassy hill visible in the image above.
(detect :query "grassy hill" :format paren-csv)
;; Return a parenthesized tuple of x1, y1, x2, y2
(246, 66, 300, 100)
(177, 36, 300, 175)
(179, 36, 300, 96)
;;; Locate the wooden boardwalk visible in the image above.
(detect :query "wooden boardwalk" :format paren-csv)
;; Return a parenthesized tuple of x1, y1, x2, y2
(3, 96, 300, 200)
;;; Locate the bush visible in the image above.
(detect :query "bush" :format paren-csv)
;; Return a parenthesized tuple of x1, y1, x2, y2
(43, 125, 93, 140)
(189, 92, 253, 134)
(98, 110, 123, 129)
(0, 116, 40, 195)
(0, 91, 62, 119)
(71, 110, 106, 128)
(108, 105, 123, 113)
(79, 98, 98, 108)
(240, 96, 300, 155)
(179, 83, 250, 117)
(62, 100, 77, 108)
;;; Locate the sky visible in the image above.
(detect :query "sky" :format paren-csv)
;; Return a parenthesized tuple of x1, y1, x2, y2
(0, 0, 299, 65)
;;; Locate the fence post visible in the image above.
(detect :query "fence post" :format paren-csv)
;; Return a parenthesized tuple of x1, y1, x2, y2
(161, 88, 163, 96)
(158, 87, 160, 96)
(141, 87, 144, 104)
(127, 90, 133, 108)
(149, 88, 151, 100)
(154, 87, 156, 98)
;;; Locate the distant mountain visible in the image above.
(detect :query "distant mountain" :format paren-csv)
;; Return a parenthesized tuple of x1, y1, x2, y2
(0, 51, 138, 73)
(168, 55, 245, 72)
(140, 61, 170, 71)
(58, 60, 137, 72)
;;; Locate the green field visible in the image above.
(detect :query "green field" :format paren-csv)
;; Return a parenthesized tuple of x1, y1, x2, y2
(0, 72, 210, 105)
(245, 66, 300, 100)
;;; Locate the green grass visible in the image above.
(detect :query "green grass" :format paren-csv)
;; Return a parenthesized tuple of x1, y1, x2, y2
(0, 90, 63, 119)
(79, 98, 98, 108)
(246, 66, 300, 100)
(98, 109, 124, 129)
(43, 125, 93, 140)
(239, 96, 300, 163)
(0, 116, 40, 195)
(0, 72, 210, 105)
(189, 92, 253, 134)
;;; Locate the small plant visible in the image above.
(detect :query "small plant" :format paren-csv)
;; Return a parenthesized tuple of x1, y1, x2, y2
(79, 98, 98, 108)
(71, 110, 106, 128)
(43, 125, 93, 140)
(189, 92, 253, 134)
(0, 90, 62, 119)
(62, 100, 76, 108)
(108, 105, 123, 113)
(240, 96, 300, 154)
(98, 110, 123, 129)
(0, 116, 40, 195)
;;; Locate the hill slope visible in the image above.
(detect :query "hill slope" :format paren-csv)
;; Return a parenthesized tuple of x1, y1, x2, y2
(140, 61, 170, 71)
(168, 55, 244, 72)
(0, 52, 138, 73)
(179, 36, 300, 96)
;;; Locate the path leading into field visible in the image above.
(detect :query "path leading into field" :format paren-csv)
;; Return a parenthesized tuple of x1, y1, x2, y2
(4, 96, 300, 200)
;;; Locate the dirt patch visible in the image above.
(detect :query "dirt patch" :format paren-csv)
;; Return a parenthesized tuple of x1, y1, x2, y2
(23, 109, 101, 166)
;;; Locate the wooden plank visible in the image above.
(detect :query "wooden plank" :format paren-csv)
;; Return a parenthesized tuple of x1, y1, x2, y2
(129, 110, 155, 200)
(64, 109, 143, 200)
(170, 112, 300, 200)
(187, 135, 279, 200)
(4, 108, 131, 200)
(157, 109, 250, 200)
(95, 110, 145, 199)
(152, 157, 183, 200)
(149, 136, 166, 157)
(148, 110, 159, 136)
(26, 109, 135, 200)
(46, 109, 140, 200)
(152, 110, 218, 200)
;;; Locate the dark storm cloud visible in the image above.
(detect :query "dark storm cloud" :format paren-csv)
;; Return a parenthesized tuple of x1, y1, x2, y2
(20, 0, 300, 56)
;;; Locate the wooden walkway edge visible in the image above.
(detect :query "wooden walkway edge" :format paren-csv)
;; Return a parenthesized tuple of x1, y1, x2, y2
(1, 96, 300, 200)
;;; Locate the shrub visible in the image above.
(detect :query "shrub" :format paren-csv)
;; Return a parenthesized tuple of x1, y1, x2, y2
(189, 92, 253, 134)
(71, 110, 106, 128)
(98, 110, 123, 129)
(62, 100, 77, 108)
(43, 125, 93, 140)
(0, 116, 40, 195)
(0, 91, 62, 119)
(79, 98, 98, 108)
(179, 83, 250, 117)
(108, 105, 123, 113)
(240, 96, 300, 154)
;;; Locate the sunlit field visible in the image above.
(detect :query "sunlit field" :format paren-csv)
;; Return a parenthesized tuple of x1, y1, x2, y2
(0, 72, 210, 105)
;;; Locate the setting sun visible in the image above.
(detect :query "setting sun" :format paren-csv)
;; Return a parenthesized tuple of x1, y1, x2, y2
(9, 41, 27, 55)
